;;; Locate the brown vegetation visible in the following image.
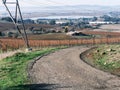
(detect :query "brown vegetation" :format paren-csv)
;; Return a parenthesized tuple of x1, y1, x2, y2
(81, 31, 120, 37)
(0, 36, 120, 51)
(0, 22, 56, 32)
(28, 33, 74, 40)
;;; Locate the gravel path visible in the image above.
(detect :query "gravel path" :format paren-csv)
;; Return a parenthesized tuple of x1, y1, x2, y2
(29, 46, 120, 90)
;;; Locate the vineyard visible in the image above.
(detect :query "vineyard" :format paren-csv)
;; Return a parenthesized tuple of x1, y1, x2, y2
(81, 31, 120, 37)
(0, 30, 120, 51)
(0, 37, 120, 51)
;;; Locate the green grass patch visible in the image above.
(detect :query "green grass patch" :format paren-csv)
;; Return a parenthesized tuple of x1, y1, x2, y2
(95, 57, 115, 70)
(0, 46, 66, 90)
(93, 45, 120, 70)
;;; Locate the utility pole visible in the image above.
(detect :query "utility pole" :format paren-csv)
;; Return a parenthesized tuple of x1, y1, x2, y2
(2, 0, 31, 51)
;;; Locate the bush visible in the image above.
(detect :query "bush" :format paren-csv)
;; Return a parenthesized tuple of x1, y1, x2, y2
(7, 32, 13, 37)
(7, 32, 18, 38)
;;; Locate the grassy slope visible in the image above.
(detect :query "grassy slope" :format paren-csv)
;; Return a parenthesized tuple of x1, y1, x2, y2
(93, 45, 120, 69)
(90, 44, 120, 75)
(0, 47, 65, 89)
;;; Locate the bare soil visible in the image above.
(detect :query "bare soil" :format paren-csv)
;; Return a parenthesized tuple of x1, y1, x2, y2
(0, 50, 21, 60)
(100, 24, 120, 30)
(94, 24, 120, 32)
(29, 46, 120, 90)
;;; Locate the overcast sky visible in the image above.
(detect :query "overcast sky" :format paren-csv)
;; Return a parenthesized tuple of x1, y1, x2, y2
(0, 0, 120, 7)
(17, 0, 120, 7)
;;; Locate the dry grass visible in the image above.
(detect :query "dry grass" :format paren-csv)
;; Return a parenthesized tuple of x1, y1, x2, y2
(100, 24, 120, 30)
(28, 33, 75, 40)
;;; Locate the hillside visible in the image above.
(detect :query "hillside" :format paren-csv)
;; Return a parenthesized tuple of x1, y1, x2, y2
(0, 22, 55, 32)
(84, 44, 120, 76)
(1, 5, 120, 18)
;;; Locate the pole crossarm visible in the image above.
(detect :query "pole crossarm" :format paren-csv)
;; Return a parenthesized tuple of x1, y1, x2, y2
(2, 0, 6, 4)
(2, 0, 30, 49)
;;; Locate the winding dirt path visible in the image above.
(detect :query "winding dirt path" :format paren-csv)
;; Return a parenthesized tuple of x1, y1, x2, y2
(29, 46, 120, 90)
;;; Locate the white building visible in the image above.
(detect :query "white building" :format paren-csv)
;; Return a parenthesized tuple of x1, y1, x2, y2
(89, 21, 113, 25)
(56, 20, 69, 24)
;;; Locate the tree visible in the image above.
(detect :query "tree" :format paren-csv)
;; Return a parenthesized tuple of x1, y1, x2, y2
(101, 15, 111, 21)
(28, 27, 34, 31)
(49, 20, 56, 25)
(65, 27, 68, 33)
(0, 32, 2, 36)
(92, 17, 98, 21)
(1, 17, 13, 22)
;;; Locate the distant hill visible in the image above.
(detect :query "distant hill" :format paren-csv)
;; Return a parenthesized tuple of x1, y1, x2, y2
(1, 5, 120, 18)
(20, 5, 120, 13)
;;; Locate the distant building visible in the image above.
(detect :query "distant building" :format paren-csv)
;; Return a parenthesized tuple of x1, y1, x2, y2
(56, 20, 70, 24)
(66, 31, 88, 36)
(89, 21, 113, 25)
(35, 19, 49, 24)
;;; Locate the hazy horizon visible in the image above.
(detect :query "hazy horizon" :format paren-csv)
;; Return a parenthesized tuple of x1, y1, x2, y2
(1, 0, 120, 18)
(0, 0, 120, 8)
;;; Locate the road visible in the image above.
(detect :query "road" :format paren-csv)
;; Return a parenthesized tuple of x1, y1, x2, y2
(29, 46, 120, 90)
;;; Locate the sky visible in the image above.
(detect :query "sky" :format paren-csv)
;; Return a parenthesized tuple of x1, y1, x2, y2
(0, 0, 120, 7)
(0, 0, 120, 14)
(16, 0, 120, 7)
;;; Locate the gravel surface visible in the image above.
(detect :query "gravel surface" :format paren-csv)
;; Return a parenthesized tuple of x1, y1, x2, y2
(29, 46, 120, 90)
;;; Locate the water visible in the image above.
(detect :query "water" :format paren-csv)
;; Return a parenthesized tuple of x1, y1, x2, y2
(30, 15, 94, 20)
